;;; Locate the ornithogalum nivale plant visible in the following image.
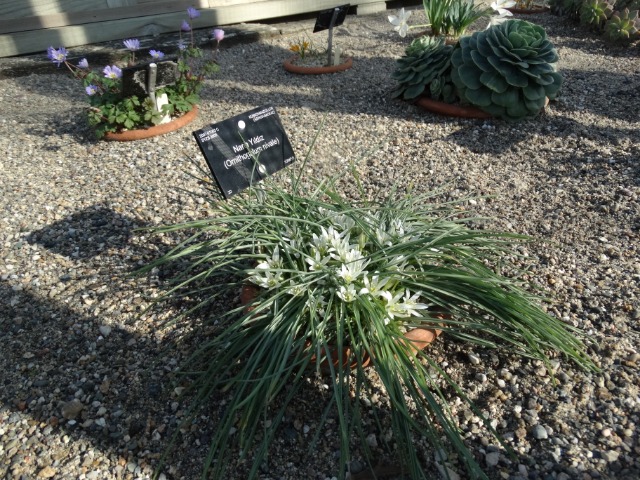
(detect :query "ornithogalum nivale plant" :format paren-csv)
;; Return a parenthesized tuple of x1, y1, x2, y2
(140, 133, 597, 479)
(388, 0, 517, 39)
(47, 7, 224, 138)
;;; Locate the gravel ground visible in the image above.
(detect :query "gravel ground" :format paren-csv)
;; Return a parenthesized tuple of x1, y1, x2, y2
(1, 8, 639, 480)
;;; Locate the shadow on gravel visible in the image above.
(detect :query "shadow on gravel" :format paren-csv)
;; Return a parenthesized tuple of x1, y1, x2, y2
(26, 206, 139, 259)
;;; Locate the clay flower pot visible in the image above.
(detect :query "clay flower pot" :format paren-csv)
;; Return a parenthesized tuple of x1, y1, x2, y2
(414, 96, 550, 119)
(283, 55, 353, 75)
(103, 105, 199, 141)
(240, 284, 444, 371)
(414, 97, 492, 119)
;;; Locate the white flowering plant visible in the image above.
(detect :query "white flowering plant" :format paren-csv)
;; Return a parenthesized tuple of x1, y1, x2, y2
(46, 7, 223, 138)
(140, 137, 596, 479)
(389, 0, 517, 39)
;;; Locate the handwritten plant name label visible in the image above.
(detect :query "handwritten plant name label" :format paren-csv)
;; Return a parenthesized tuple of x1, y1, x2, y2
(193, 106, 296, 199)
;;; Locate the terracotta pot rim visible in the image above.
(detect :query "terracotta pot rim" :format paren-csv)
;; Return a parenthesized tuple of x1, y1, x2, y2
(103, 105, 199, 141)
(240, 284, 444, 371)
(506, 6, 550, 14)
(283, 55, 353, 75)
(414, 97, 492, 119)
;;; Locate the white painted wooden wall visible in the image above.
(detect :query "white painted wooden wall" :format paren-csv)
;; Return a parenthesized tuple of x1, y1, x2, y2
(0, 0, 387, 58)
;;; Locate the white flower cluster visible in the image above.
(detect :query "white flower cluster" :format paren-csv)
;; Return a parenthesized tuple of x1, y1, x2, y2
(250, 207, 429, 326)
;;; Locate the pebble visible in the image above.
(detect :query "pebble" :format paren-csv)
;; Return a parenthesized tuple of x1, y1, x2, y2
(468, 353, 481, 365)
(485, 452, 500, 467)
(37, 466, 56, 478)
(98, 325, 112, 337)
(532, 425, 549, 440)
(61, 400, 84, 420)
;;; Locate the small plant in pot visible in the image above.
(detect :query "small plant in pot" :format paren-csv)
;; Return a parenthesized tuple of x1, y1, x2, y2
(393, 19, 562, 121)
(46, 7, 222, 138)
(141, 144, 596, 479)
(388, 0, 514, 41)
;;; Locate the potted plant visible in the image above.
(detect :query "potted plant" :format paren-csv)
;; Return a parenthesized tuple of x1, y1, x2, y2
(392, 19, 562, 121)
(388, 0, 513, 42)
(140, 146, 596, 479)
(283, 37, 353, 74)
(46, 7, 223, 140)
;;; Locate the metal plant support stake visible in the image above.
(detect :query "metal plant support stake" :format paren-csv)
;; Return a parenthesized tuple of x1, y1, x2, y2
(147, 63, 158, 111)
(326, 8, 340, 66)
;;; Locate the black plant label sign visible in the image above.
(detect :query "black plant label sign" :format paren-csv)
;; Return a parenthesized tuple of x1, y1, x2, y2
(193, 105, 296, 199)
(313, 4, 350, 33)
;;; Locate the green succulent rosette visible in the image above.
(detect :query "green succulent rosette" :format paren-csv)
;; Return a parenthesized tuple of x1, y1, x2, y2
(391, 35, 455, 101)
(451, 19, 563, 121)
(605, 8, 640, 42)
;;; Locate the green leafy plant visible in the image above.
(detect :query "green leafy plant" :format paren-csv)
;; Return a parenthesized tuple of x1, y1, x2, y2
(447, 0, 494, 37)
(141, 132, 596, 480)
(391, 36, 455, 101)
(289, 37, 317, 59)
(46, 7, 222, 138)
(580, 0, 615, 28)
(451, 19, 563, 121)
(549, 0, 583, 16)
(605, 8, 640, 41)
(389, 1, 509, 39)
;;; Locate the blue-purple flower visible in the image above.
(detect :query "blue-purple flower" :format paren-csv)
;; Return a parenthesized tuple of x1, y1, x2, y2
(103, 65, 122, 79)
(187, 7, 200, 19)
(123, 38, 140, 51)
(77, 58, 89, 69)
(181, 20, 191, 32)
(85, 84, 99, 96)
(212, 29, 225, 42)
(178, 40, 187, 51)
(47, 46, 68, 67)
(149, 50, 165, 60)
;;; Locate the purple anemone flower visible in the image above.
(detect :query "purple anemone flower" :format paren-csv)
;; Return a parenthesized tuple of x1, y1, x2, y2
(103, 65, 122, 79)
(181, 20, 191, 32)
(85, 84, 99, 96)
(187, 7, 200, 19)
(78, 58, 89, 69)
(212, 29, 224, 42)
(123, 38, 140, 51)
(149, 50, 165, 60)
(178, 40, 187, 51)
(47, 46, 68, 67)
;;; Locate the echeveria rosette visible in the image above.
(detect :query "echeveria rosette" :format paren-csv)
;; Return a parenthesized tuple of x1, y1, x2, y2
(605, 8, 640, 42)
(391, 36, 455, 101)
(451, 19, 562, 121)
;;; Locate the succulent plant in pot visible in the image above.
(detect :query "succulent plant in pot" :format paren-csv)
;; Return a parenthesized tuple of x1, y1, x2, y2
(391, 36, 457, 102)
(451, 19, 563, 121)
(141, 138, 596, 479)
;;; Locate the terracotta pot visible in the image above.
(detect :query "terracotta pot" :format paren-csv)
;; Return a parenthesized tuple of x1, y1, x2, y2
(283, 55, 353, 75)
(414, 97, 492, 119)
(240, 284, 444, 371)
(506, 6, 550, 14)
(103, 105, 198, 141)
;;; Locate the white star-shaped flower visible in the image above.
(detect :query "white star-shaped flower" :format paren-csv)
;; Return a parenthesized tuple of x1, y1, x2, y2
(490, 0, 516, 16)
(388, 8, 412, 38)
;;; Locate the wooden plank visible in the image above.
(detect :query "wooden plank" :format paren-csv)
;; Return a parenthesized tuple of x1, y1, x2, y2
(1, 0, 107, 19)
(0, 0, 385, 57)
(0, 0, 210, 34)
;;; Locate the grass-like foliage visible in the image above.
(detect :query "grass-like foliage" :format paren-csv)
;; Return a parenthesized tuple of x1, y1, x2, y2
(141, 147, 596, 479)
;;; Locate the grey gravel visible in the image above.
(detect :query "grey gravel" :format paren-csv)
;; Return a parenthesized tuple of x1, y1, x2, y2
(1, 8, 640, 480)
